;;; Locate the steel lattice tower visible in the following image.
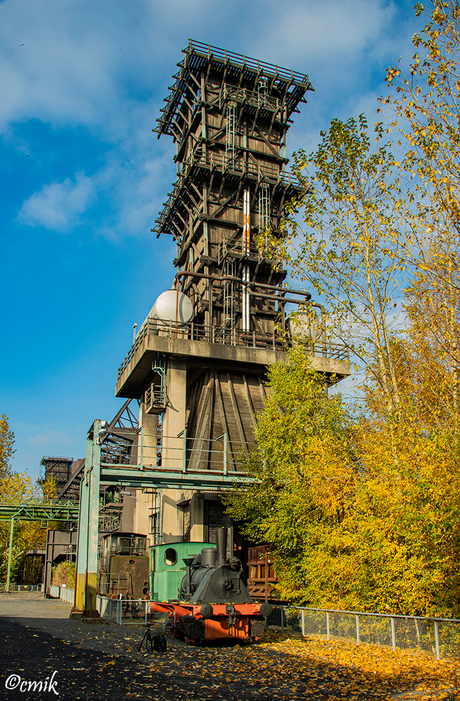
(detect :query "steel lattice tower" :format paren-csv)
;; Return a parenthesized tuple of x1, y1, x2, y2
(114, 41, 350, 543)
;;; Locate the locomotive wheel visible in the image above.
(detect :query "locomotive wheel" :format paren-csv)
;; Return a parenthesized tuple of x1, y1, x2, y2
(163, 618, 177, 639)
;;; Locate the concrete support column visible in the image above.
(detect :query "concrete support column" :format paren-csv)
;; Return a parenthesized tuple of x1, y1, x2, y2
(73, 420, 101, 617)
(190, 493, 204, 542)
(138, 403, 158, 467)
(162, 360, 187, 471)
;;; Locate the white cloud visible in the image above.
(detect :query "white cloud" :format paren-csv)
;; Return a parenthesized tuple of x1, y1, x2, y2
(17, 172, 94, 231)
(2, 0, 423, 241)
(26, 428, 74, 450)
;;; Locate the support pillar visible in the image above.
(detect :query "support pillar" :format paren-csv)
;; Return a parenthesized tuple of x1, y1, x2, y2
(162, 359, 187, 470)
(72, 419, 101, 617)
(161, 360, 187, 541)
(5, 517, 14, 592)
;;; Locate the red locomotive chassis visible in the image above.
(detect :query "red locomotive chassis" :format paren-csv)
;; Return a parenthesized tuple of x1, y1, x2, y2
(150, 601, 269, 642)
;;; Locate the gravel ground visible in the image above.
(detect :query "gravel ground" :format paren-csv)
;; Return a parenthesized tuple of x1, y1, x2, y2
(0, 593, 458, 701)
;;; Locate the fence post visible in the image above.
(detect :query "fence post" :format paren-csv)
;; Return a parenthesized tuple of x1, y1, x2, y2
(144, 601, 148, 625)
(281, 607, 284, 633)
(326, 611, 330, 641)
(434, 620, 440, 660)
(391, 617, 396, 651)
(117, 598, 121, 626)
(301, 609, 305, 637)
(356, 614, 360, 645)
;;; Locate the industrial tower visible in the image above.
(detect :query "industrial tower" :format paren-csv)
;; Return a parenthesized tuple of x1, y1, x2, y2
(114, 41, 350, 544)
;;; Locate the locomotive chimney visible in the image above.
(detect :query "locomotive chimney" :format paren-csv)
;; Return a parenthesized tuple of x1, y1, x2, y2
(215, 527, 227, 567)
(183, 557, 194, 598)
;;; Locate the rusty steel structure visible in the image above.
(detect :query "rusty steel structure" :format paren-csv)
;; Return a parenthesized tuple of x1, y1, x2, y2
(151, 40, 314, 453)
(112, 40, 350, 547)
(73, 42, 351, 617)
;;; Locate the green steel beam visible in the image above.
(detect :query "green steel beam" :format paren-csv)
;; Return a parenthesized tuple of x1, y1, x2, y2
(0, 502, 79, 521)
(100, 465, 251, 490)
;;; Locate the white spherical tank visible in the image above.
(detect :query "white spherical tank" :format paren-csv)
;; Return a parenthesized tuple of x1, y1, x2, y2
(149, 289, 194, 325)
(288, 311, 322, 342)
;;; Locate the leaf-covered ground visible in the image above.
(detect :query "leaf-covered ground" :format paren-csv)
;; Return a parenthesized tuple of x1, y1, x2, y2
(0, 594, 458, 700)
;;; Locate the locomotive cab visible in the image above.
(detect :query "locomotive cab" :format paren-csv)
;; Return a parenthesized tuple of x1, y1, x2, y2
(99, 532, 149, 599)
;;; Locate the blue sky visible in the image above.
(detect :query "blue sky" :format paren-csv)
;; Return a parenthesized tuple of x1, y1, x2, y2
(0, 0, 423, 482)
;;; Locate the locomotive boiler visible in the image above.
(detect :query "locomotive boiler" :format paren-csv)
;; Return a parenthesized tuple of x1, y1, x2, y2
(151, 528, 272, 644)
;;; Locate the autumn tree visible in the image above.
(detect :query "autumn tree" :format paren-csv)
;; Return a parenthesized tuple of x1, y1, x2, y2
(224, 346, 460, 616)
(379, 0, 460, 414)
(0, 414, 15, 479)
(274, 116, 410, 416)
(0, 416, 56, 585)
(224, 346, 361, 606)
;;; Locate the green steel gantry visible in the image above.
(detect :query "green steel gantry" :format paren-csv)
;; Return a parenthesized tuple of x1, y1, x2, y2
(0, 501, 79, 593)
(73, 418, 251, 615)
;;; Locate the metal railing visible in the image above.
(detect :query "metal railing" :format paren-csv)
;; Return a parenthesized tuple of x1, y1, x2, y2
(117, 318, 349, 380)
(49, 585, 74, 603)
(153, 151, 300, 237)
(93, 597, 460, 660)
(101, 430, 249, 476)
(275, 606, 460, 661)
(187, 40, 310, 87)
(97, 596, 162, 626)
(1, 583, 44, 593)
(222, 85, 281, 113)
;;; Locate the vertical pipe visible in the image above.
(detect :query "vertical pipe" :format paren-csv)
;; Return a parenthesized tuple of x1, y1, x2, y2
(140, 427, 144, 468)
(264, 546, 269, 603)
(326, 611, 330, 641)
(391, 617, 396, 651)
(242, 188, 250, 332)
(216, 528, 227, 566)
(301, 609, 306, 637)
(434, 620, 440, 660)
(223, 433, 228, 475)
(356, 615, 360, 645)
(5, 517, 14, 592)
(182, 429, 187, 474)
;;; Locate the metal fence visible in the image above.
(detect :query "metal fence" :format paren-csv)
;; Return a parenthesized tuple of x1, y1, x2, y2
(276, 606, 460, 661)
(49, 585, 74, 603)
(50, 590, 460, 661)
(1, 583, 43, 593)
(96, 596, 164, 627)
(117, 318, 349, 380)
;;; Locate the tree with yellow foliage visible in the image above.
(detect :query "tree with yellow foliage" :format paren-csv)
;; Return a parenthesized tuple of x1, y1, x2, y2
(0, 415, 56, 585)
(225, 3, 460, 617)
(275, 115, 411, 416)
(379, 0, 460, 414)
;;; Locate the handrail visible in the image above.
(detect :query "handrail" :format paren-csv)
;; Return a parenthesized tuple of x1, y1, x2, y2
(116, 319, 349, 381)
(153, 152, 301, 237)
(186, 40, 311, 86)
